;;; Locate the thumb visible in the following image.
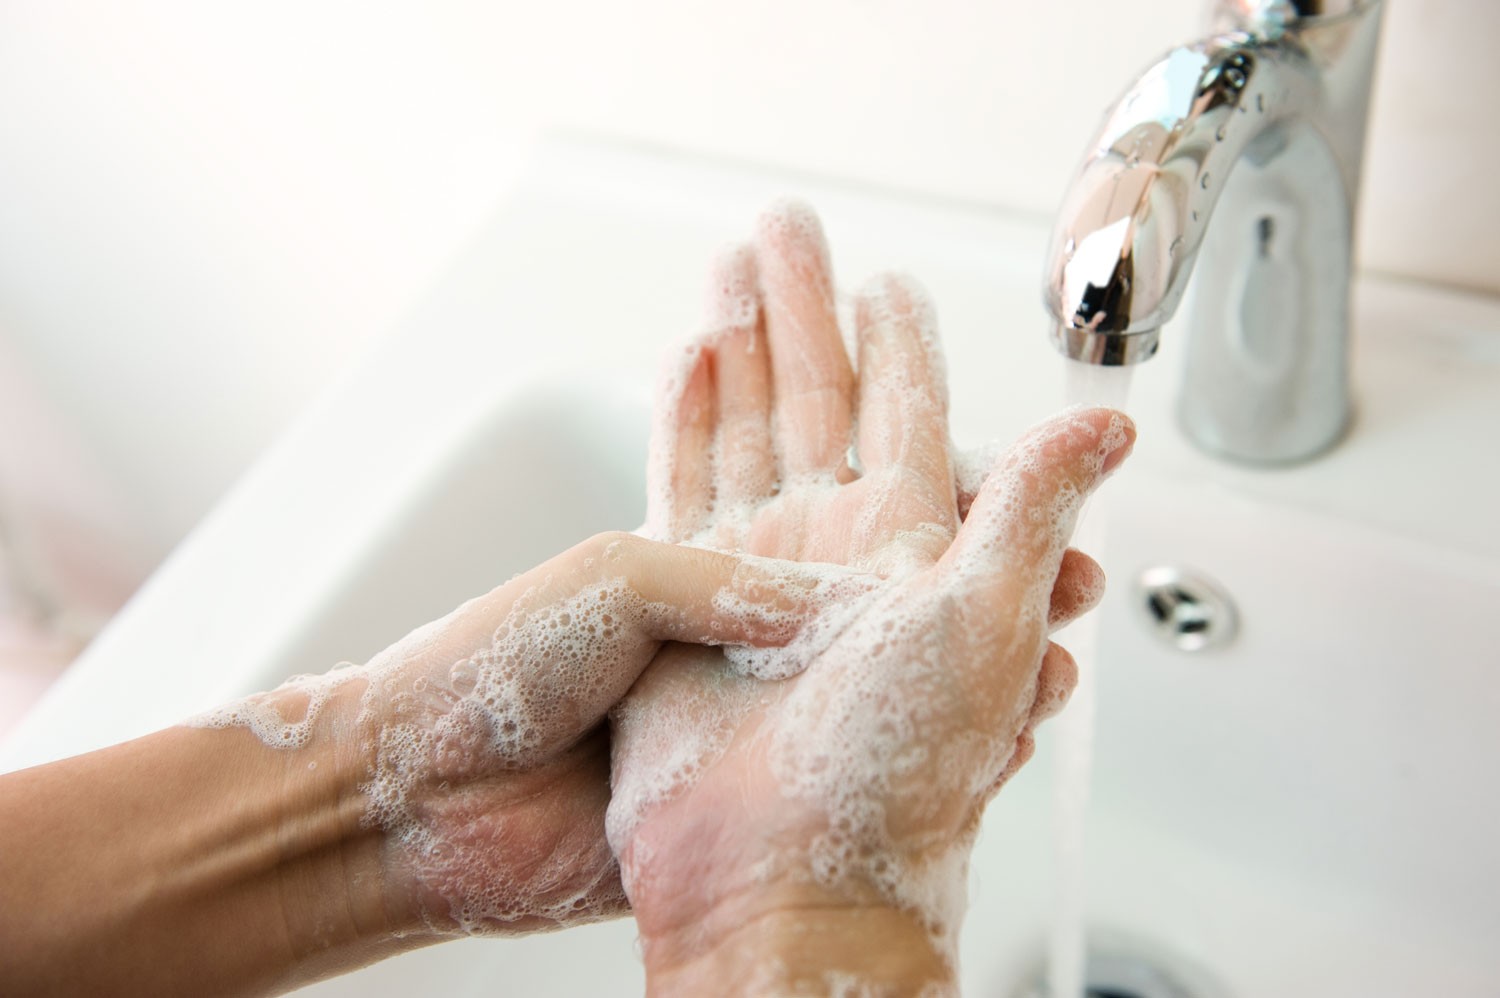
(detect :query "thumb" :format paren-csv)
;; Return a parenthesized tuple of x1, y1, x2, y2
(939, 407, 1134, 599)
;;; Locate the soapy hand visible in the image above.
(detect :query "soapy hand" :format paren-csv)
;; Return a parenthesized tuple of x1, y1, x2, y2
(194, 531, 858, 938)
(609, 202, 1134, 994)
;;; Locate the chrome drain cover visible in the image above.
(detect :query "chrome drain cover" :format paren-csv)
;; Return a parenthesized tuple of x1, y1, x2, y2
(1136, 566, 1238, 652)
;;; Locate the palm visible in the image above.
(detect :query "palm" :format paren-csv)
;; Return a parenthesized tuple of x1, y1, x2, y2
(611, 203, 1121, 949)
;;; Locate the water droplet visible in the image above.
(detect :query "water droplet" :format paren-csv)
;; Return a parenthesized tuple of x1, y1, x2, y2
(1216, 124, 1228, 142)
(1201, 172, 1212, 189)
(1191, 210, 1200, 222)
(1257, 93, 1266, 113)
(1225, 67, 1247, 89)
(1169, 236, 1184, 257)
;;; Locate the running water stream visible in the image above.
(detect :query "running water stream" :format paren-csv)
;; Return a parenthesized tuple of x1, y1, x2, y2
(1048, 359, 1136, 998)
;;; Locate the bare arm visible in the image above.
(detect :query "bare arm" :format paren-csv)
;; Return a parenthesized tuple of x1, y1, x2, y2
(0, 718, 400, 996)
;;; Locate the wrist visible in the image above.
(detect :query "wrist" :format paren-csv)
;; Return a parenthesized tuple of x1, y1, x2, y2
(642, 894, 956, 997)
(270, 675, 441, 950)
(205, 672, 441, 984)
(619, 769, 970, 996)
(268, 683, 426, 959)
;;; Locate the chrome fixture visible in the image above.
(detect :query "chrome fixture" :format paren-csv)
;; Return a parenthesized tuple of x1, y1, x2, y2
(1043, 0, 1384, 463)
(1137, 566, 1239, 653)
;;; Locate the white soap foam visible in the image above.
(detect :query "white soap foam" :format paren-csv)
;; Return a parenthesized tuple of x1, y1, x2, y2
(191, 666, 359, 748)
(714, 560, 883, 681)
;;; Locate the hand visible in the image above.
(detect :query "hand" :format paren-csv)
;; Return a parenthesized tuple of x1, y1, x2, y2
(609, 201, 1134, 994)
(194, 531, 845, 942)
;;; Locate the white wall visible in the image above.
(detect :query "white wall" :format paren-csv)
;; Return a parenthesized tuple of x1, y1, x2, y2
(0, 0, 1494, 616)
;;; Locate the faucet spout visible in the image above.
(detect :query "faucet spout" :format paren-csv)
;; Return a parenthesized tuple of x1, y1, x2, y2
(1043, 0, 1384, 463)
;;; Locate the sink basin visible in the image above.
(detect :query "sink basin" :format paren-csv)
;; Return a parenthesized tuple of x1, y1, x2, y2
(4, 137, 1497, 996)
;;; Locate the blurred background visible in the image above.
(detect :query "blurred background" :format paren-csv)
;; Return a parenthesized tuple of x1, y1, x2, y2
(1, 0, 1494, 729)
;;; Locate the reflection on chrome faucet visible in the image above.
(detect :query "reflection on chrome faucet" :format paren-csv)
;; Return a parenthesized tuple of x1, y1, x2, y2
(1043, 0, 1384, 463)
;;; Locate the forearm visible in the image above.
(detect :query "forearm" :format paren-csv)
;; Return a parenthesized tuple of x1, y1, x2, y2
(0, 710, 420, 996)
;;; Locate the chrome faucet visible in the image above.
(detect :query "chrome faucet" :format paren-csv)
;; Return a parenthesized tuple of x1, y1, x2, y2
(1043, 0, 1385, 463)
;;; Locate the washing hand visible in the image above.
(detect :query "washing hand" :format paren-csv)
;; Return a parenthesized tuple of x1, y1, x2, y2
(0, 530, 849, 995)
(609, 202, 1134, 995)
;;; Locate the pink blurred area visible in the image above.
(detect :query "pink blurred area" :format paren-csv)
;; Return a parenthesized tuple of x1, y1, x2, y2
(0, 329, 152, 738)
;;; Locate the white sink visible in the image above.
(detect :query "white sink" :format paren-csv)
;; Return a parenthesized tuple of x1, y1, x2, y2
(5, 137, 1498, 996)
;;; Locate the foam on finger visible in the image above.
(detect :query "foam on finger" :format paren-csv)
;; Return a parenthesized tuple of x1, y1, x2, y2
(946, 407, 1132, 587)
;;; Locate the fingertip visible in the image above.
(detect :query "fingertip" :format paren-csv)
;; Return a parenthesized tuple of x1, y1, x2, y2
(702, 243, 776, 505)
(1100, 409, 1137, 475)
(1048, 549, 1107, 631)
(988, 728, 1038, 797)
(753, 198, 853, 475)
(754, 198, 837, 319)
(671, 339, 716, 450)
(755, 197, 830, 262)
(853, 272, 945, 388)
(853, 271, 953, 498)
(952, 407, 1134, 569)
(952, 438, 1003, 522)
(705, 242, 759, 335)
(1010, 730, 1037, 770)
(855, 270, 930, 318)
(1026, 406, 1135, 488)
(645, 337, 717, 540)
(1029, 642, 1078, 724)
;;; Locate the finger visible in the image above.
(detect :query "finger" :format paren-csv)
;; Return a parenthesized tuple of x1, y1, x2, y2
(426, 533, 856, 664)
(942, 407, 1135, 599)
(381, 533, 845, 759)
(984, 643, 1076, 797)
(601, 533, 874, 649)
(755, 199, 855, 475)
(645, 339, 716, 541)
(854, 272, 956, 521)
(987, 729, 1036, 797)
(952, 440, 1003, 522)
(708, 244, 776, 504)
(1028, 641, 1078, 724)
(1048, 549, 1106, 631)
